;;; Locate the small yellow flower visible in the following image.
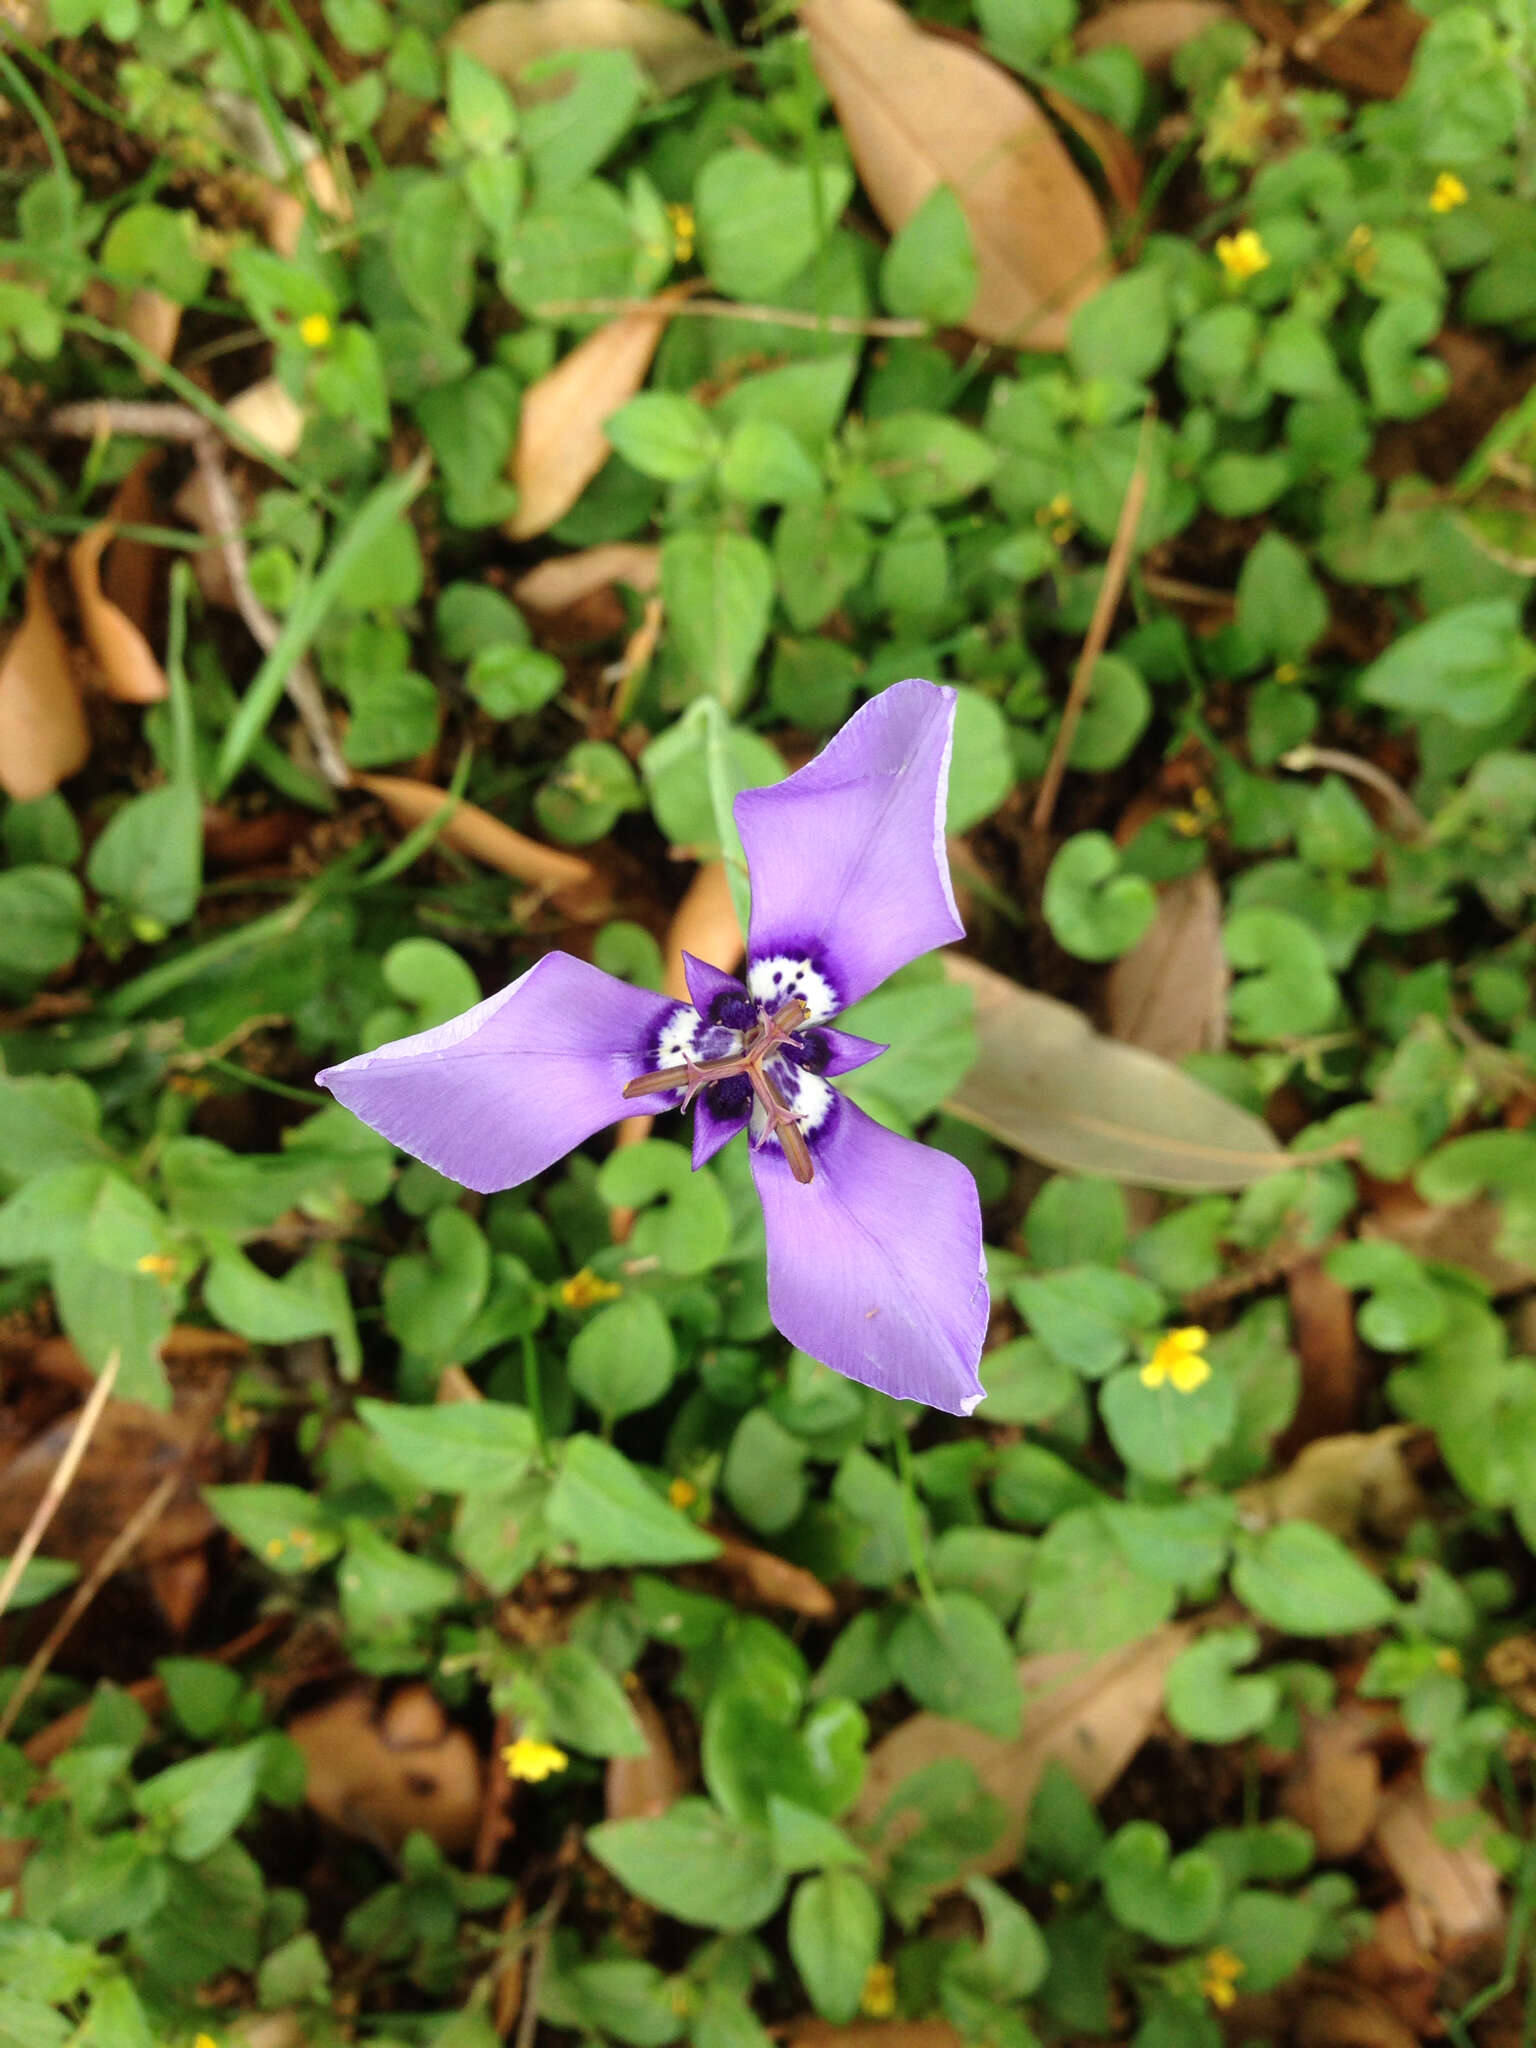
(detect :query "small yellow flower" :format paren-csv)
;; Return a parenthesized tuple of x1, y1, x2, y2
(1346, 223, 1377, 281)
(1200, 1948, 1245, 2010)
(1273, 662, 1301, 685)
(298, 312, 333, 349)
(1140, 1326, 1211, 1393)
(860, 1963, 896, 2019)
(503, 1736, 569, 1783)
(1429, 171, 1468, 214)
(1215, 229, 1270, 283)
(196, 2035, 222, 2048)
(1435, 1646, 1463, 1676)
(135, 1252, 178, 1279)
(667, 201, 696, 263)
(559, 1268, 622, 1310)
(668, 1476, 699, 1511)
(264, 1537, 285, 1560)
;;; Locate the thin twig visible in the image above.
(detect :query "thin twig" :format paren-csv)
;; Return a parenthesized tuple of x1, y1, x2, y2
(0, 1351, 121, 1625)
(1032, 406, 1156, 834)
(191, 430, 351, 789)
(1279, 743, 1430, 841)
(1141, 570, 1235, 611)
(515, 1859, 575, 2048)
(0, 1468, 182, 1743)
(530, 295, 929, 338)
(44, 399, 211, 443)
(1294, 0, 1377, 60)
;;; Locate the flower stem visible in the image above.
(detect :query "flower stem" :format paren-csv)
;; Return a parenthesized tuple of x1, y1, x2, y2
(893, 1428, 942, 1621)
(522, 1335, 548, 1465)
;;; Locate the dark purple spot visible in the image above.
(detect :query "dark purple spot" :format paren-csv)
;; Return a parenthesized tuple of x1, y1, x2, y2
(710, 991, 757, 1033)
(781, 1030, 831, 1075)
(706, 1075, 752, 1120)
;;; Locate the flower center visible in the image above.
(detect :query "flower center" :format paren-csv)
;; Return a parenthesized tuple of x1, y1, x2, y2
(624, 995, 818, 1185)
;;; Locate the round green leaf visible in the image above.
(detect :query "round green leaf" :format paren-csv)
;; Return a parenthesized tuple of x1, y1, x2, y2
(1043, 833, 1157, 961)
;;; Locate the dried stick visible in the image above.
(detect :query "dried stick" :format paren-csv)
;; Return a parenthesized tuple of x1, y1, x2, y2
(515, 1860, 575, 2048)
(530, 295, 928, 338)
(45, 399, 210, 443)
(190, 430, 351, 789)
(1032, 409, 1155, 835)
(0, 1351, 121, 1625)
(1279, 743, 1430, 841)
(0, 1468, 182, 1742)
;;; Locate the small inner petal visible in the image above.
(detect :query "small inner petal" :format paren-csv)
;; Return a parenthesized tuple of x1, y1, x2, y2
(747, 954, 838, 1025)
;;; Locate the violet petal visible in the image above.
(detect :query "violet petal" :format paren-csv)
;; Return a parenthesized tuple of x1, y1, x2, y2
(750, 1093, 988, 1415)
(691, 1083, 750, 1169)
(734, 679, 963, 1011)
(317, 951, 678, 1194)
(681, 950, 749, 1018)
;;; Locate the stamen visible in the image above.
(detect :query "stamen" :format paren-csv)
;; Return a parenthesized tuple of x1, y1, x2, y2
(624, 995, 817, 1183)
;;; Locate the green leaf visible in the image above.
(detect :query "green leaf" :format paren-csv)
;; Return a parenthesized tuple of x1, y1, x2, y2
(588, 1799, 786, 1931)
(355, 1396, 537, 1494)
(1010, 1266, 1161, 1376)
(1099, 1364, 1237, 1481)
(0, 866, 85, 992)
(1068, 268, 1170, 386)
(1020, 1505, 1177, 1655)
(86, 783, 201, 930)
(202, 1483, 345, 1575)
(719, 420, 824, 507)
(522, 48, 643, 195)
(133, 1740, 264, 1861)
(880, 185, 977, 324)
(384, 1208, 491, 1359)
(391, 176, 479, 335)
(1232, 1523, 1397, 1635)
(694, 150, 854, 299)
(960, 1875, 1049, 1998)
(789, 1869, 882, 2022)
(1164, 1626, 1280, 1741)
(597, 1140, 731, 1275)
(547, 1435, 721, 1568)
(1358, 599, 1536, 728)
(889, 1592, 1021, 1738)
(1065, 654, 1151, 772)
(100, 201, 208, 302)
(540, 1641, 647, 1757)
(773, 502, 872, 630)
(1361, 296, 1449, 419)
(535, 739, 643, 844)
(1099, 1821, 1223, 1945)
(606, 393, 720, 482)
(662, 529, 775, 711)
(569, 1292, 678, 1423)
(865, 412, 999, 509)
(1236, 532, 1329, 666)
(1224, 908, 1338, 1040)
(1043, 833, 1157, 961)
(642, 703, 784, 858)
(339, 1522, 461, 1637)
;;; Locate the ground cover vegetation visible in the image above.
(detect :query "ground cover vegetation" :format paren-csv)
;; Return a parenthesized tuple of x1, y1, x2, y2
(1, 0, 1535, 2042)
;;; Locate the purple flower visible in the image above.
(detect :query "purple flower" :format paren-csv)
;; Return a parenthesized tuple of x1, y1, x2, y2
(318, 680, 988, 1414)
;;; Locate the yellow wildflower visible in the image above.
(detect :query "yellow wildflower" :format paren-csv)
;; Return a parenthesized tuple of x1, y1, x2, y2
(135, 1252, 178, 1279)
(264, 1537, 285, 1560)
(668, 1476, 699, 1511)
(667, 201, 696, 263)
(860, 1964, 896, 2019)
(1429, 171, 1468, 214)
(1273, 662, 1301, 685)
(503, 1736, 569, 1783)
(1200, 1948, 1245, 2010)
(1140, 1326, 1211, 1393)
(1215, 229, 1270, 283)
(196, 2035, 222, 2048)
(559, 1268, 622, 1310)
(1435, 1646, 1463, 1676)
(298, 312, 333, 349)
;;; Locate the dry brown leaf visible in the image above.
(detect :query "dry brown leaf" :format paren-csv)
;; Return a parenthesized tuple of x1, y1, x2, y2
(852, 1623, 1192, 1886)
(447, 0, 735, 98)
(1279, 1703, 1389, 1858)
(605, 1683, 683, 1821)
(508, 289, 691, 539)
(0, 1388, 221, 1573)
(68, 521, 168, 704)
(1361, 1188, 1536, 1295)
(1372, 1773, 1504, 1951)
(145, 1547, 210, 1636)
(943, 953, 1284, 1190)
(287, 1685, 484, 1857)
(514, 543, 661, 614)
(1034, 77, 1143, 216)
(789, 2026, 963, 2048)
(0, 564, 90, 802)
(99, 456, 160, 636)
(122, 286, 181, 366)
(1104, 867, 1227, 1061)
(353, 773, 596, 892)
(1283, 1255, 1363, 1450)
(1238, 1426, 1424, 1544)
(664, 858, 743, 994)
(711, 1528, 837, 1619)
(225, 376, 307, 462)
(1076, 0, 1233, 66)
(800, 0, 1109, 349)
(1294, 1985, 1422, 2048)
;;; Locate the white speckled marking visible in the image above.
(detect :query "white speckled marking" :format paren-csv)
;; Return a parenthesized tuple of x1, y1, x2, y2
(752, 1061, 833, 1145)
(747, 955, 838, 1025)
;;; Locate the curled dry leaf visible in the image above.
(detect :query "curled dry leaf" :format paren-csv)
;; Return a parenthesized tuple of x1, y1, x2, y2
(122, 286, 181, 367)
(1294, 1986, 1422, 2048)
(353, 772, 596, 892)
(225, 377, 308, 463)
(852, 1623, 1192, 1886)
(99, 456, 160, 636)
(800, 0, 1109, 349)
(711, 1528, 837, 1620)
(514, 542, 661, 616)
(1279, 1702, 1390, 1858)
(789, 2027, 963, 2048)
(0, 564, 90, 802)
(287, 1684, 484, 1857)
(508, 287, 693, 540)
(447, 0, 736, 99)
(1372, 1773, 1504, 1951)
(1033, 77, 1143, 216)
(1283, 1255, 1363, 1451)
(1237, 1425, 1425, 1545)
(68, 522, 168, 705)
(1104, 867, 1227, 1062)
(1076, 0, 1233, 67)
(943, 953, 1284, 1190)
(605, 1682, 683, 1821)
